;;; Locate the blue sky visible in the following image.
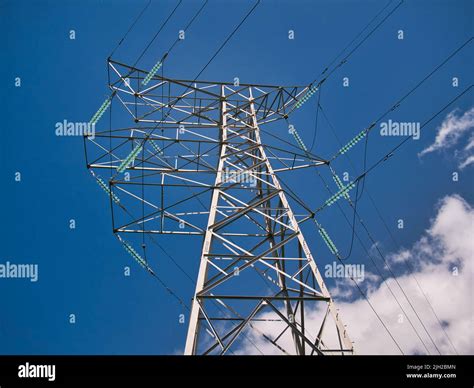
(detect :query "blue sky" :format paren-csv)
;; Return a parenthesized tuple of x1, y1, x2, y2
(1, 0, 472, 355)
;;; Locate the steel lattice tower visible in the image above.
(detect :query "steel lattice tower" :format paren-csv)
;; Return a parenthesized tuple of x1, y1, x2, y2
(85, 59, 354, 355)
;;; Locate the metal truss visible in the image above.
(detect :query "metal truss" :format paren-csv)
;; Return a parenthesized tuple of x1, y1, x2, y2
(85, 59, 354, 355)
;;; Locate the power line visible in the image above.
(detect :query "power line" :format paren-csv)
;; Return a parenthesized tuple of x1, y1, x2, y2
(330, 36, 473, 162)
(336, 256, 405, 354)
(314, 0, 404, 84)
(366, 193, 460, 355)
(115, 233, 190, 311)
(165, 0, 209, 57)
(133, 0, 184, 67)
(88, 0, 186, 138)
(190, 0, 261, 83)
(280, 121, 411, 354)
(361, 85, 473, 180)
(128, 0, 261, 170)
(313, 86, 472, 352)
(145, 0, 210, 73)
(319, 102, 460, 355)
(146, 214, 266, 355)
(309, 87, 322, 152)
(372, 37, 473, 125)
(112, 193, 265, 354)
(310, 166, 432, 354)
(329, 163, 443, 354)
(288, 0, 404, 114)
(320, 0, 395, 76)
(108, 0, 152, 58)
(286, 82, 473, 354)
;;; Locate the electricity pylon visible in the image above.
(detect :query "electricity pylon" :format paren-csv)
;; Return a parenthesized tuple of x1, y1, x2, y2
(85, 59, 354, 355)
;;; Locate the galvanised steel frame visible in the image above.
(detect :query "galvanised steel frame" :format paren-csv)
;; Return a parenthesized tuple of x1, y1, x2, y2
(84, 59, 354, 355)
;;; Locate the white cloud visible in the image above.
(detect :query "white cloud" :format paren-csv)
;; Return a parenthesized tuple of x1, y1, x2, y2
(459, 134, 474, 168)
(419, 107, 474, 157)
(459, 155, 474, 169)
(237, 195, 474, 355)
(465, 134, 474, 151)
